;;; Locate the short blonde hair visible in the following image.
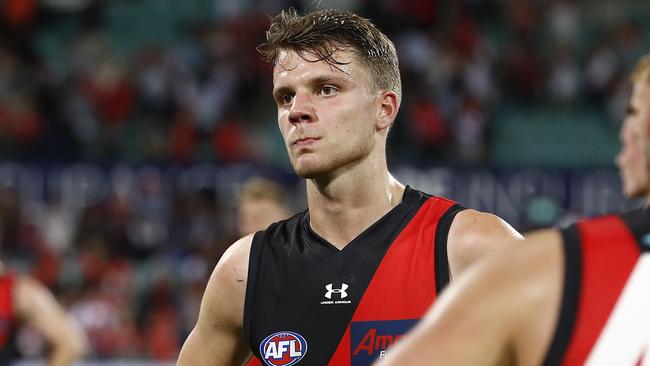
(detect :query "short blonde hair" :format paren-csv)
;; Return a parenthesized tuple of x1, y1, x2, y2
(631, 54, 650, 84)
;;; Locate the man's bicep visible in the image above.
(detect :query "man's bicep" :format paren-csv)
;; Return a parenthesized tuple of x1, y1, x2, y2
(177, 271, 251, 365)
(178, 235, 253, 365)
(178, 315, 251, 365)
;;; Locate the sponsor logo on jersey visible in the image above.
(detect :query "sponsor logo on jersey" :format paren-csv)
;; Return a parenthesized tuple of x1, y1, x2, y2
(260, 331, 307, 366)
(321, 283, 352, 305)
(350, 319, 418, 366)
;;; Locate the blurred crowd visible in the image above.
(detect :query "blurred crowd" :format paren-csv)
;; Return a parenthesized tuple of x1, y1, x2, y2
(1, 174, 234, 359)
(0, 0, 648, 361)
(1, 0, 649, 167)
(0, 166, 299, 360)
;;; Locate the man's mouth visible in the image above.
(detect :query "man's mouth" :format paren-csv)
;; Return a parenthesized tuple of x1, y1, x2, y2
(294, 137, 320, 146)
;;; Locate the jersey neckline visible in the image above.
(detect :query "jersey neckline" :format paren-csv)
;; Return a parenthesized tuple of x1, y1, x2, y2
(301, 185, 421, 262)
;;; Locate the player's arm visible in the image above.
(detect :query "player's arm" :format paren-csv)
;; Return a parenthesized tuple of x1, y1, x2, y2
(14, 276, 88, 366)
(178, 234, 254, 366)
(374, 246, 518, 366)
(375, 229, 563, 366)
(447, 209, 524, 279)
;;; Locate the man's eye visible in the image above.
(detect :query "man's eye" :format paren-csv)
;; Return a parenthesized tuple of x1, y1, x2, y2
(321, 86, 337, 96)
(281, 94, 294, 104)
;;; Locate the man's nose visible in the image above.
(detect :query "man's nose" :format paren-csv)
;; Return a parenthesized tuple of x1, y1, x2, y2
(288, 92, 315, 124)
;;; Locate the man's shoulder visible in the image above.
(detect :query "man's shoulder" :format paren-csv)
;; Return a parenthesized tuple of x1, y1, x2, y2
(202, 234, 255, 327)
(446, 209, 524, 278)
(448, 209, 523, 253)
(216, 234, 256, 277)
(451, 209, 516, 236)
(205, 234, 256, 301)
(556, 208, 650, 251)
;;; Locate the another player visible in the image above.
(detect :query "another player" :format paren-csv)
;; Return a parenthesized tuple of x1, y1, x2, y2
(375, 54, 650, 366)
(178, 9, 522, 366)
(236, 177, 291, 236)
(617, 74, 650, 201)
(0, 262, 88, 365)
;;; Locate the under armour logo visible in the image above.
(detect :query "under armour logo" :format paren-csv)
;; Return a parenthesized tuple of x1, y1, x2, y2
(325, 283, 349, 299)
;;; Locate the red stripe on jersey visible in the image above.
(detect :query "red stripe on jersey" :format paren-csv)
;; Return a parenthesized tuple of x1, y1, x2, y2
(0, 274, 14, 348)
(328, 196, 456, 365)
(561, 215, 641, 365)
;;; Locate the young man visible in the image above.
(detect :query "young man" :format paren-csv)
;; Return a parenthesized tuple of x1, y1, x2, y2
(375, 55, 650, 366)
(0, 262, 88, 365)
(178, 9, 522, 366)
(617, 75, 650, 201)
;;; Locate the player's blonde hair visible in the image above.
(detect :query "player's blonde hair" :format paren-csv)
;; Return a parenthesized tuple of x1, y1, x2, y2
(631, 54, 650, 84)
(239, 177, 286, 204)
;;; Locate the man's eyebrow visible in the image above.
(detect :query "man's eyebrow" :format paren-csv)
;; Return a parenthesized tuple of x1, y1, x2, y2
(310, 75, 348, 86)
(272, 86, 293, 100)
(273, 75, 350, 97)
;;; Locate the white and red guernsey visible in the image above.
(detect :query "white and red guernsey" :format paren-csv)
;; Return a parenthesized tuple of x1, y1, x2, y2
(243, 186, 464, 366)
(543, 208, 650, 366)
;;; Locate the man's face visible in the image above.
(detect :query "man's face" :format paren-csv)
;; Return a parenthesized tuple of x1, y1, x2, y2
(272, 49, 381, 179)
(238, 198, 288, 236)
(616, 82, 650, 198)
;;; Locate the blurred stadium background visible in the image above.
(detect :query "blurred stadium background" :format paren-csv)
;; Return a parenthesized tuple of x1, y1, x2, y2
(1, 0, 649, 364)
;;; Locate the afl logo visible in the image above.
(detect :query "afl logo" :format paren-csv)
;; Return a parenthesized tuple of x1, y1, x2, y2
(260, 331, 308, 366)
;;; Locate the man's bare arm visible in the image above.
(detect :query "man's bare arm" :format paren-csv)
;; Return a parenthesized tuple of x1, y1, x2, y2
(448, 209, 524, 279)
(375, 229, 564, 366)
(178, 234, 254, 365)
(374, 249, 518, 366)
(15, 276, 88, 366)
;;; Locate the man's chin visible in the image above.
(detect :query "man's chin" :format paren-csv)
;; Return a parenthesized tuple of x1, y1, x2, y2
(292, 161, 329, 179)
(293, 166, 323, 179)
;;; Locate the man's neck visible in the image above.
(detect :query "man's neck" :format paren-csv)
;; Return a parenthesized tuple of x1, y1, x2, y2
(306, 169, 405, 250)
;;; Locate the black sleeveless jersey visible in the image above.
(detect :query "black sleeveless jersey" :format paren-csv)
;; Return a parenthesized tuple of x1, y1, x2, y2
(243, 186, 464, 366)
(542, 208, 650, 365)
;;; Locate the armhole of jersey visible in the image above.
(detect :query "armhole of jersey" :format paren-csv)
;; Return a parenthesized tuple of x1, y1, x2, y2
(620, 209, 650, 253)
(243, 232, 263, 351)
(541, 225, 582, 366)
(434, 203, 465, 294)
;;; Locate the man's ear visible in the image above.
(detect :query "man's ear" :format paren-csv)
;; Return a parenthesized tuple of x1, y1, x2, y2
(376, 90, 399, 131)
